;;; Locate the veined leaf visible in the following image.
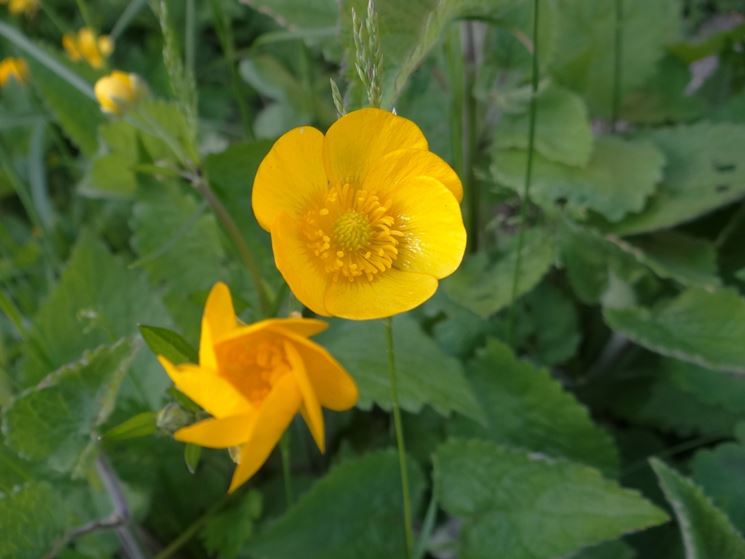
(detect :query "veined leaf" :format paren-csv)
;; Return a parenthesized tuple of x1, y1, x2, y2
(692, 443, 745, 531)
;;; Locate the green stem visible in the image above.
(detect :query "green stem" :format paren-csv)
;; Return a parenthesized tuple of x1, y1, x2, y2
(611, 0, 623, 130)
(444, 27, 465, 196)
(463, 22, 479, 252)
(279, 431, 294, 508)
(74, 0, 95, 30)
(385, 317, 414, 559)
(507, 0, 540, 347)
(185, 0, 196, 78)
(110, 0, 148, 40)
(191, 174, 272, 317)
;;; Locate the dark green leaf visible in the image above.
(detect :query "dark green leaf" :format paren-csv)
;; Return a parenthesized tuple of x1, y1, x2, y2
(139, 325, 198, 364)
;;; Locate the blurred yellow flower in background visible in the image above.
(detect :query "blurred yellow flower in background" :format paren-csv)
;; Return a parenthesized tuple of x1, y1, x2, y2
(158, 282, 358, 493)
(1, 0, 39, 16)
(0, 57, 28, 86)
(94, 70, 147, 115)
(63, 27, 113, 69)
(253, 108, 466, 320)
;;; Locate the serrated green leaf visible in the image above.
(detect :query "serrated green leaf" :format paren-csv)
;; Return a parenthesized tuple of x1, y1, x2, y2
(609, 123, 745, 235)
(444, 227, 556, 318)
(247, 450, 424, 559)
(495, 84, 593, 166)
(0, 482, 67, 559)
(19, 233, 169, 396)
(493, 137, 665, 222)
(318, 315, 484, 422)
(550, 0, 680, 116)
(435, 440, 668, 559)
(691, 443, 745, 532)
(200, 490, 262, 559)
(451, 339, 618, 474)
(604, 288, 745, 374)
(4, 339, 137, 474)
(651, 458, 745, 558)
(139, 325, 197, 364)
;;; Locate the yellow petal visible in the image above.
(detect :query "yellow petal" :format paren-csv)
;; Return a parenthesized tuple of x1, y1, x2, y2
(284, 341, 325, 452)
(158, 356, 252, 419)
(364, 148, 463, 202)
(277, 331, 358, 411)
(271, 213, 330, 316)
(388, 175, 466, 278)
(199, 282, 237, 371)
(174, 413, 255, 448)
(323, 108, 428, 186)
(252, 126, 327, 231)
(228, 374, 302, 493)
(324, 269, 438, 320)
(219, 318, 328, 345)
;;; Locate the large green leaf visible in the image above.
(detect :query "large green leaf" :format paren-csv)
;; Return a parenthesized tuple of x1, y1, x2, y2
(444, 227, 556, 318)
(495, 84, 593, 167)
(435, 440, 668, 559)
(550, 0, 680, 115)
(692, 443, 745, 531)
(493, 137, 665, 222)
(246, 450, 424, 559)
(569, 540, 636, 559)
(0, 482, 67, 559)
(318, 315, 484, 422)
(4, 340, 137, 475)
(651, 458, 745, 558)
(609, 123, 745, 235)
(604, 288, 745, 374)
(20, 233, 169, 389)
(451, 339, 618, 474)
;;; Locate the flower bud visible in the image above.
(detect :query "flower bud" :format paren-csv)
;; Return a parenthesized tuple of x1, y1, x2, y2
(156, 403, 193, 434)
(0, 57, 28, 87)
(94, 71, 147, 115)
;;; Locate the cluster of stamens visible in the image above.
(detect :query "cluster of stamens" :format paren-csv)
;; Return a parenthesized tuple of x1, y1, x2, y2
(302, 184, 403, 282)
(217, 338, 290, 405)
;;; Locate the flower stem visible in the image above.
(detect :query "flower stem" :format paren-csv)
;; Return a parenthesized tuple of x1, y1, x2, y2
(279, 431, 294, 508)
(463, 22, 479, 253)
(611, 0, 624, 131)
(385, 317, 413, 558)
(190, 173, 272, 317)
(507, 0, 540, 347)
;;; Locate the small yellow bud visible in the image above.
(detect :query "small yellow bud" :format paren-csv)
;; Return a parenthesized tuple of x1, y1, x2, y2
(3, 0, 39, 16)
(62, 27, 114, 69)
(94, 70, 147, 115)
(0, 57, 28, 87)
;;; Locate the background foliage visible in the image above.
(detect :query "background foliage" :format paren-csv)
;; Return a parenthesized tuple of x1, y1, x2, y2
(1, 0, 745, 557)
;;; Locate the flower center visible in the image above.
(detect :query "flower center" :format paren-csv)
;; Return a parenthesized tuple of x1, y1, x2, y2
(216, 338, 290, 405)
(302, 184, 403, 282)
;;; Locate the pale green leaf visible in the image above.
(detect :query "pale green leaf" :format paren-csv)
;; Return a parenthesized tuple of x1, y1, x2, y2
(0, 482, 66, 559)
(246, 450, 424, 559)
(451, 339, 618, 474)
(609, 123, 745, 235)
(651, 458, 745, 559)
(200, 490, 262, 559)
(495, 84, 593, 166)
(604, 288, 745, 374)
(20, 233, 169, 391)
(4, 340, 137, 474)
(493, 137, 665, 222)
(550, 0, 680, 115)
(318, 315, 484, 422)
(444, 227, 556, 318)
(435, 440, 668, 559)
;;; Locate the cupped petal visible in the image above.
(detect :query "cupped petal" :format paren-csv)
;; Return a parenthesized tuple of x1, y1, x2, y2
(158, 356, 253, 419)
(389, 176, 467, 278)
(220, 318, 329, 344)
(174, 413, 255, 448)
(199, 282, 237, 370)
(252, 126, 327, 231)
(271, 212, 330, 316)
(364, 148, 463, 202)
(324, 269, 438, 320)
(284, 341, 325, 452)
(228, 374, 302, 493)
(323, 108, 428, 186)
(277, 331, 359, 411)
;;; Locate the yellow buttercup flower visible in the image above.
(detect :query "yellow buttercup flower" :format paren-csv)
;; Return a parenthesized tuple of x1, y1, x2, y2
(62, 27, 113, 69)
(1, 0, 39, 16)
(158, 282, 359, 493)
(94, 71, 147, 115)
(0, 58, 28, 86)
(252, 108, 467, 320)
